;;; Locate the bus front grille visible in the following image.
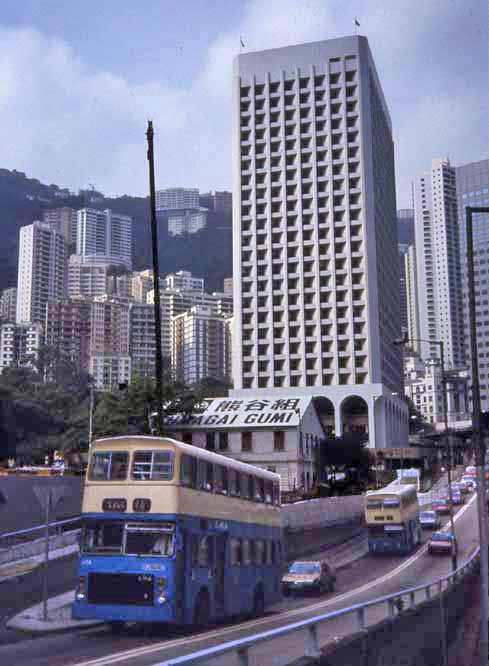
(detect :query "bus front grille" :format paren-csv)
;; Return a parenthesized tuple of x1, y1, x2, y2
(87, 573, 154, 606)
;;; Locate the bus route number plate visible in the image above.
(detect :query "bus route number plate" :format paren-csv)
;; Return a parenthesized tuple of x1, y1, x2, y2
(102, 498, 127, 512)
(133, 498, 151, 512)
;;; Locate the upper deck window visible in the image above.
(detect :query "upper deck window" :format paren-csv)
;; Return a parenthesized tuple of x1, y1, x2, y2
(366, 500, 383, 510)
(383, 499, 401, 508)
(132, 451, 174, 481)
(89, 451, 129, 481)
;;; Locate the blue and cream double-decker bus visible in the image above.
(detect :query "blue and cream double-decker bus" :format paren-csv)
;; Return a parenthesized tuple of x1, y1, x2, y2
(72, 436, 282, 629)
(365, 484, 421, 555)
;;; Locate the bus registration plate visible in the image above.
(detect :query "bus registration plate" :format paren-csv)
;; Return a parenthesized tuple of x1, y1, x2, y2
(102, 498, 127, 512)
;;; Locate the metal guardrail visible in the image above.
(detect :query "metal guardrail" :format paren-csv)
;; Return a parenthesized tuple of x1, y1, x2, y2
(0, 516, 81, 546)
(159, 546, 480, 666)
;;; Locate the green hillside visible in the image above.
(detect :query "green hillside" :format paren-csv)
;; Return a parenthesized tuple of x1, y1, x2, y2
(0, 169, 232, 293)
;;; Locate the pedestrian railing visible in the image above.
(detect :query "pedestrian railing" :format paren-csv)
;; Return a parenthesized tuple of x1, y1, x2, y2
(159, 546, 480, 666)
(0, 516, 81, 549)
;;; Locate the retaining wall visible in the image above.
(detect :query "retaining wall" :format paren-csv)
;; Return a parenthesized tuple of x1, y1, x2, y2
(282, 495, 364, 531)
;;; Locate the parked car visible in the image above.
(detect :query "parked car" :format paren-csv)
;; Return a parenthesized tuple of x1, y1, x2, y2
(465, 466, 477, 477)
(282, 561, 336, 596)
(432, 498, 451, 515)
(419, 510, 441, 530)
(428, 531, 458, 556)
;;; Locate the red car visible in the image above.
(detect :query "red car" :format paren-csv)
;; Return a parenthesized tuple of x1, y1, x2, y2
(432, 499, 451, 515)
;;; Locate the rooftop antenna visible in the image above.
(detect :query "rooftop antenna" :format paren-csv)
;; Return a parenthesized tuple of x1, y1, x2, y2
(146, 120, 164, 436)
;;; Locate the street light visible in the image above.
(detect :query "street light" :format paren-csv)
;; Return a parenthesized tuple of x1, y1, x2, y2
(393, 334, 457, 572)
(466, 205, 489, 666)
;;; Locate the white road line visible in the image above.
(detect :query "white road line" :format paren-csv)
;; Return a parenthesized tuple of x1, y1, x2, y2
(71, 494, 477, 666)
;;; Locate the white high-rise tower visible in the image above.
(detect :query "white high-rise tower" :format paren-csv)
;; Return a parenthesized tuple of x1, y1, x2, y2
(16, 221, 66, 325)
(413, 158, 464, 368)
(232, 36, 407, 447)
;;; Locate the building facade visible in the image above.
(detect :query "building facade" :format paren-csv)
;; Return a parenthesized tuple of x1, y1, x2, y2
(129, 303, 158, 380)
(76, 208, 132, 270)
(171, 305, 231, 384)
(456, 158, 489, 408)
(413, 158, 464, 368)
(155, 188, 200, 211)
(404, 245, 420, 353)
(43, 207, 78, 245)
(45, 298, 92, 373)
(89, 355, 132, 391)
(164, 271, 204, 292)
(16, 222, 66, 325)
(0, 322, 43, 374)
(167, 210, 207, 236)
(67, 255, 109, 298)
(232, 36, 407, 448)
(0, 288, 17, 322)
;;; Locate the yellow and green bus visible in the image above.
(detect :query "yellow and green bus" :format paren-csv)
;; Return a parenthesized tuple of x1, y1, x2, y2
(365, 484, 421, 555)
(72, 436, 282, 629)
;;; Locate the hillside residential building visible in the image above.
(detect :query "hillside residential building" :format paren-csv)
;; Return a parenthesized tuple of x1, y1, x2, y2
(223, 277, 233, 296)
(0, 322, 43, 374)
(413, 158, 464, 368)
(16, 222, 66, 326)
(43, 207, 78, 245)
(132, 270, 153, 303)
(457, 158, 489, 409)
(89, 297, 130, 357)
(231, 36, 407, 447)
(67, 255, 109, 298)
(45, 298, 92, 373)
(164, 271, 204, 292)
(155, 188, 199, 211)
(129, 303, 160, 380)
(76, 208, 132, 270)
(0, 288, 17, 322)
(167, 210, 207, 236)
(171, 305, 231, 384)
(89, 355, 131, 391)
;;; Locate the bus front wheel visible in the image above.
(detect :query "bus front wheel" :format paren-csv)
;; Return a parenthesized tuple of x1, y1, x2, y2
(193, 591, 210, 628)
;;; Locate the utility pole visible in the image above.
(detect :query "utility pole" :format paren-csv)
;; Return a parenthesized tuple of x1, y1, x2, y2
(146, 120, 164, 436)
(466, 205, 489, 666)
(438, 340, 457, 572)
(88, 381, 94, 447)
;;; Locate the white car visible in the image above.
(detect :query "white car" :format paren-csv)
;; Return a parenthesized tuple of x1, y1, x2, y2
(461, 476, 476, 490)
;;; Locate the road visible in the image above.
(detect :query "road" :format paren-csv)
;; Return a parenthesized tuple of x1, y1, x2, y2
(0, 493, 478, 666)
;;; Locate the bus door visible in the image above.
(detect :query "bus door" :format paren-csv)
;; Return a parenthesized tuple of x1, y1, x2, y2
(175, 529, 186, 623)
(214, 535, 226, 616)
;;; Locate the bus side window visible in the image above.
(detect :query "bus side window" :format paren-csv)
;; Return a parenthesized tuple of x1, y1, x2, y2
(242, 538, 251, 566)
(273, 482, 281, 506)
(241, 474, 250, 500)
(198, 460, 214, 492)
(230, 538, 242, 566)
(228, 468, 237, 496)
(235, 471, 241, 496)
(197, 536, 212, 567)
(265, 480, 273, 503)
(256, 478, 265, 502)
(191, 535, 199, 567)
(248, 476, 255, 502)
(181, 454, 197, 488)
(215, 465, 228, 495)
(255, 539, 265, 565)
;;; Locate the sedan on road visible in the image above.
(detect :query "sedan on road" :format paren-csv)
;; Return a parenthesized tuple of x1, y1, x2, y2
(450, 492, 464, 506)
(453, 481, 470, 495)
(461, 476, 476, 490)
(282, 561, 336, 596)
(419, 510, 441, 530)
(432, 499, 451, 515)
(428, 531, 458, 556)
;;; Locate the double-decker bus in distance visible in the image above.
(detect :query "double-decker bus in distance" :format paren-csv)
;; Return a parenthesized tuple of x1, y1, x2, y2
(72, 436, 282, 629)
(365, 484, 421, 555)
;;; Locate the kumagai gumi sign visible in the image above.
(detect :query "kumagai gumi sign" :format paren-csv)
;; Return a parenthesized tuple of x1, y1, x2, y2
(159, 396, 312, 429)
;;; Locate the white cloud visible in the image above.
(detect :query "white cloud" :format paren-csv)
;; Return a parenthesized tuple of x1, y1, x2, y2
(0, 0, 487, 203)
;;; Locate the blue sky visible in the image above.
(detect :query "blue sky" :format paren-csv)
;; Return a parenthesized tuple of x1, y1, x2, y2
(1, 0, 487, 206)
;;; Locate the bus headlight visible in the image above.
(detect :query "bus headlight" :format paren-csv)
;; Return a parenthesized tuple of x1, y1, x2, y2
(76, 576, 86, 600)
(156, 577, 167, 604)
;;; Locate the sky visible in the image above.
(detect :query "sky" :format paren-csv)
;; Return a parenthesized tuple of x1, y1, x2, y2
(1, 0, 487, 207)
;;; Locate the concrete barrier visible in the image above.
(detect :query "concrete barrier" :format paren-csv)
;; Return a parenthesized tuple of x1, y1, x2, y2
(282, 495, 364, 531)
(0, 530, 79, 566)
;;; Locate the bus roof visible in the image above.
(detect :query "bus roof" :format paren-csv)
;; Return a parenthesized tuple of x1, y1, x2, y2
(366, 484, 417, 499)
(92, 435, 281, 483)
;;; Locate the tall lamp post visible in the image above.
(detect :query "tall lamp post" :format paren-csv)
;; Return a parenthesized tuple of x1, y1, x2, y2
(393, 335, 457, 572)
(466, 205, 489, 666)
